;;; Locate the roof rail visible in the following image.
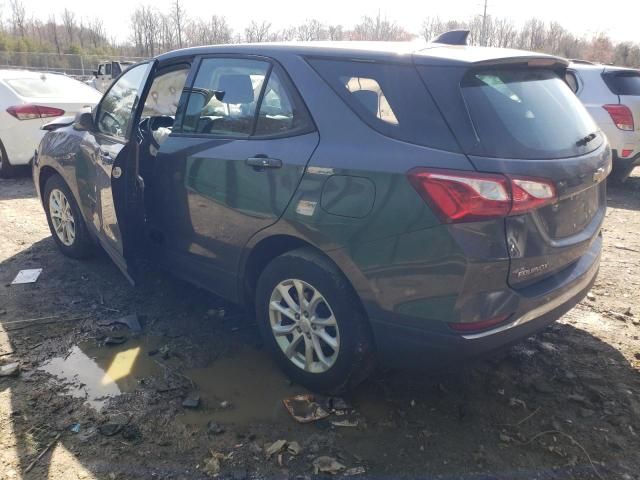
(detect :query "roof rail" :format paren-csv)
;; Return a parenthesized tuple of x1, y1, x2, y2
(431, 30, 470, 46)
(570, 59, 596, 65)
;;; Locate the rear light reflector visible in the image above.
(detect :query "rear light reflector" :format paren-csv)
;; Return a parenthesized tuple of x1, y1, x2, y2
(603, 104, 634, 131)
(6, 104, 65, 121)
(448, 314, 511, 334)
(408, 168, 556, 223)
(621, 149, 634, 158)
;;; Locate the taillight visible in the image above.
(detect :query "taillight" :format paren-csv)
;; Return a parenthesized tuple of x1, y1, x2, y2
(603, 104, 634, 131)
(6, 104, 65, 121)
(408, 168, 556, 223)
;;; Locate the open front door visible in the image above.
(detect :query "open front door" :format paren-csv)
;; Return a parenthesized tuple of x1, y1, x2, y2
(92, 60, 158, 283)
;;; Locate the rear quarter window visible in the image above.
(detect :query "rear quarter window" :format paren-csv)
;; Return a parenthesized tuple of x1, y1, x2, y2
(308, 58, 460, 152)
(603, 71, 640, 96)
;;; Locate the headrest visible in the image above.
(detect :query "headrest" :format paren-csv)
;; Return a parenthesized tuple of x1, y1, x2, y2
(218, 74, 254, 104)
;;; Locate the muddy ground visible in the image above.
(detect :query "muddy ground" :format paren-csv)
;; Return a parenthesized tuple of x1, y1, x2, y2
(0, 169, 639, 480)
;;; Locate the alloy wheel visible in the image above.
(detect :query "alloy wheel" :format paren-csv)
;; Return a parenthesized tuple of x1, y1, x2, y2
(269, 279, 340, 373)
(49, 188, 76, 246)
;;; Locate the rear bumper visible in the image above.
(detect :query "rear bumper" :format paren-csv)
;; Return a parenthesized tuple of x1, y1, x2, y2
(0, 123, 44, 166)
(611, 150, 640, 181)
(370, 235, 601, 369)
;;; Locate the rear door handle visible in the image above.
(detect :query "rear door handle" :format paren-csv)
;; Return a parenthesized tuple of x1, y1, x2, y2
(246, 156, 282, 169)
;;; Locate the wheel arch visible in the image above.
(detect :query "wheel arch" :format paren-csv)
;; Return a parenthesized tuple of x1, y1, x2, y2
(240, 233, 377, 325)
(38, 165, 64, 205)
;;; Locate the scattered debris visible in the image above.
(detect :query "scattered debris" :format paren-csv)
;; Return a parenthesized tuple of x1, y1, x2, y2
(220, 400, 232, 409)
(614, 243, 640, 253)
(69, 423, 81, 433)
(586, 292, 596, 301)
(265, 439, 288, 458)
(24, 432, 61, 473)
(98, 423, 124, 437)
(0, 362, 20, 377)
(287, 441, 302, 455)
(207, 421, 225, 435)
(104, 336, 127, 346)
(203, 451, 225, 477)
(11, 268, 42, 285)
(313, 456, 346, 475)
(331, 418, 360, 428)
(121, 425, 142, 441)
(182, 393, 201, 409)
(283, 394, 330, 423)
(98, 314, 142, 332)
(343, 466, 366, 476)
(509, 397, 527, 409)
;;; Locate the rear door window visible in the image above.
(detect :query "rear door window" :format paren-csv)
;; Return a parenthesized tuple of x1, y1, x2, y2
(461, 68, 601, 159)
(179, 58, 269, 137)
(308, 58, 460, 152)
(603, 71, 640, 96)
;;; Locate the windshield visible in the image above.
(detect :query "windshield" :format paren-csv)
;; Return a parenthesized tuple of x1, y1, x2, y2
(5, 74, 99, 99)
(461, 68, 601, 159)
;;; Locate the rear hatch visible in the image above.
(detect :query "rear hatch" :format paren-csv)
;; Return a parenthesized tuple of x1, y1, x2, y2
(602, 68, 640, 133)
(415, 53, 611, 287)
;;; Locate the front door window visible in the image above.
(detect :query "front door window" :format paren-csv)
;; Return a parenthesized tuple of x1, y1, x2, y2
(96, 63, 147, 140)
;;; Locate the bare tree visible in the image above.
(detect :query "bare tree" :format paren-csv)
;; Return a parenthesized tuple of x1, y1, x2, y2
(353, 13, 412, 41)
(244, 20, 272, 43)
(172, 0, 185, 48)
(296, 19, 326, 41)
(62, 8, 75, 45)
(327, 24, 344, 41)
(10, 0, 26, 38)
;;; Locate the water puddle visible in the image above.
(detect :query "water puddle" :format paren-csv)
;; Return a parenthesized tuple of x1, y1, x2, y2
(39, 336, 160, 410)
(180, 348, 307, 426)
(39, 336, 306, 425)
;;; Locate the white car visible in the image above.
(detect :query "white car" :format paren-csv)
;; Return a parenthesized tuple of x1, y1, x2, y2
(566, 62, 640, 182)
(0, 70, 101, 177)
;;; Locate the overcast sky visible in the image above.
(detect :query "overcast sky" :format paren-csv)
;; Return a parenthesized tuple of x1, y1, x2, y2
(9, 0, 640, 44)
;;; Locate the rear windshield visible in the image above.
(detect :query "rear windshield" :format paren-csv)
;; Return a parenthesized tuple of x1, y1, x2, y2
(603, 71, 640, 96)
(308, 58, 460, 152)
(4, 74, 98, 98)
(461, 68, 601, 159)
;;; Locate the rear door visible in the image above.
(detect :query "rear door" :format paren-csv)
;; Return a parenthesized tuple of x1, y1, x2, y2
(91, 61, 156, 282)
(150, 56, 318, 300)
(417, 62, 611, 287)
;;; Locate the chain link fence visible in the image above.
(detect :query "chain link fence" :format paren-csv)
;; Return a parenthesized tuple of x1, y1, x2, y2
(0, 52, 147, 81)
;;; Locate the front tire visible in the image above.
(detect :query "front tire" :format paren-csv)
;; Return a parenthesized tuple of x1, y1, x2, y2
(43, 174, 93, 259)
(256, 248, 375, 394)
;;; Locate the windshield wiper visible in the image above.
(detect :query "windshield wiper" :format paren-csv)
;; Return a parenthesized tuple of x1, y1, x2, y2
(576, 132, 597, 147)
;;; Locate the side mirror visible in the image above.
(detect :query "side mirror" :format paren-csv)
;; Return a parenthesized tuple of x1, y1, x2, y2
(92, 70, 98, 76)
(74, 111, 94, 131)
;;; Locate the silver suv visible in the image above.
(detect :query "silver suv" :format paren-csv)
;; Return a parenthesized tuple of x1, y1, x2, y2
(566, 62, 640, 181)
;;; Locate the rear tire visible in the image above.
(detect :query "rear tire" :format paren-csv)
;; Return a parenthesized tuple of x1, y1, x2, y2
(43, 174, 94, 259)
(256, 247, 375, 394)
(0, 141, 16, 179)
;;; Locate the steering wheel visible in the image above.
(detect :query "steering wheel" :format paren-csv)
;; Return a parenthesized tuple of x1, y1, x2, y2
(140, 116, 174, 149)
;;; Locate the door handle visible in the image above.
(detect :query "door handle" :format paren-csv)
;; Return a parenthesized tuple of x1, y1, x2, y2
(246, 156, 282, 169)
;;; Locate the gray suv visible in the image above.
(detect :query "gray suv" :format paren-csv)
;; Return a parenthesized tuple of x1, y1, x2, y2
(34, 34, 610, 393)
(566, 62, 640, 181)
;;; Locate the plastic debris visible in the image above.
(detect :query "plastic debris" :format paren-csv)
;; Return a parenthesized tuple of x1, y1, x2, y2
(182, 394, 200, 409)
(265, 439, 287, 458)
(0, 362, 20, 377)
(69, 423, 81, 433)
(313, 456, 346, 475)
(11, 269, 42, 284)
(98, 314, 142, 332)
(104, 336, 127, 346)
(287, 441, 302, 455)
(283, 394, 330, 423)
(344, 466, 366, 476)
(203, 452, 224, 477)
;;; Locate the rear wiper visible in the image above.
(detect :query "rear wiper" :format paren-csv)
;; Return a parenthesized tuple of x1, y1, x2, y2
(576, 132, 597, 147)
